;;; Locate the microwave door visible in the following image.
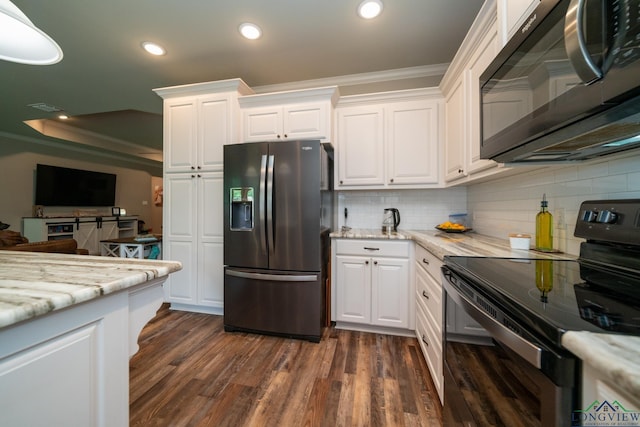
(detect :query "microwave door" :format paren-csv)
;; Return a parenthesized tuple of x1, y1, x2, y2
(223, 142, 269, 269)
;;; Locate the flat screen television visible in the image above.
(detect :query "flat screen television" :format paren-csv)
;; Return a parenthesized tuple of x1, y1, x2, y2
(35, 164, 117, 207)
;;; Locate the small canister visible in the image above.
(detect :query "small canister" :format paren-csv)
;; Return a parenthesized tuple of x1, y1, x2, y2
(509, 233, 531, 250)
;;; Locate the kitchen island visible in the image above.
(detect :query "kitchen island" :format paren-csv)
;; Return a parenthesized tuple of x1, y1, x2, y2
(0, 251, 181, 427)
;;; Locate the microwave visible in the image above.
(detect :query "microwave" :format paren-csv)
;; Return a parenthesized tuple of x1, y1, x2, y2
(480, 0, 640, 163)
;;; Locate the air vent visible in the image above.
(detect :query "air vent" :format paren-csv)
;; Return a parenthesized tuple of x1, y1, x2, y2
(27, 102, 63, 112)
(476, 295, 498, 319)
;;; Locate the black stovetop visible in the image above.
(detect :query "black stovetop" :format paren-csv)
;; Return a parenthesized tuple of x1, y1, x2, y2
(444, 255, 640, 346)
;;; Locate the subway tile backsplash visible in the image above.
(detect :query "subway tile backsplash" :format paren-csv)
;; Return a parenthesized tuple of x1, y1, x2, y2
(467, 151, 640, 255)
(334, 151, 640, 257)
(337, 188, 467, 231)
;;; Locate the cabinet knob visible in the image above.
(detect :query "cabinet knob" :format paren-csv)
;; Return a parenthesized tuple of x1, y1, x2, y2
(422, 290, 429, 300)
(390, 178, 394, 183)
(191, 174, 196, 178)
(277, 134, 281, 139)
(197, 166, 201, 170)
(197, 174, 201, 178)
(458, 168, 464, 174)
(365, 260, 369, 265)
(283, 134, 288, 138)
(340, 180, 343, 184)
(422, 258, 429, 265)
(422, 335, 429, 346)
(374, 260, 378, 265)
(191, 166, 195, 170)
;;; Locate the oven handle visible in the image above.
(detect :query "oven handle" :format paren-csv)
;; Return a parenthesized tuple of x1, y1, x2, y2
(442, 270, 543, 369)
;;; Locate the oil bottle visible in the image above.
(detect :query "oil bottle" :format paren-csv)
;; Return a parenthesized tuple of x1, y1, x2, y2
(535, 194, 553, 252)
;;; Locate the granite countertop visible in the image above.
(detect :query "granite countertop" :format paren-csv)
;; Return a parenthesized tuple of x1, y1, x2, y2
(330, 228, 573, 260)
(562, 331, 640, 401)
(0, 251, 182, 330)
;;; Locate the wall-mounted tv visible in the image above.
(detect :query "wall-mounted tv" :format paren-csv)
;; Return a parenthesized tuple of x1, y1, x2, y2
(35, 164, 117, 207)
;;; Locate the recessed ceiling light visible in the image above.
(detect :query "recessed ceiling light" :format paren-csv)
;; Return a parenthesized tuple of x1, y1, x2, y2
(239, 23, 262, 40)
(357, 0, 383, 19)
(141, 41, 166, 56)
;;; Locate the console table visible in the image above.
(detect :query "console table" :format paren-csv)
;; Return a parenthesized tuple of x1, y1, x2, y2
(100, 235, 162, 259)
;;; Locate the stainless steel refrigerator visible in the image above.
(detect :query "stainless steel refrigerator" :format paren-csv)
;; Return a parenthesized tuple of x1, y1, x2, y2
(223, 140, 333, 342)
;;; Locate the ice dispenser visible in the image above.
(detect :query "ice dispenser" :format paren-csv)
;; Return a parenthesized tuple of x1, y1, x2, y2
(230, 188, 254, 231)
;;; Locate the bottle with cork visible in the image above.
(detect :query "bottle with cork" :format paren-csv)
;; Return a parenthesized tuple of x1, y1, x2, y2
(536, 194, 553, 252)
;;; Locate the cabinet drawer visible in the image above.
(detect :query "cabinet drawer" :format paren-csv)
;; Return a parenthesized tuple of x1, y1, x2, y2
(334, 239, 409, 257)
(416, 303, 443, 398)
(415, 243, 442, 280)
(415, 266, 443, 334)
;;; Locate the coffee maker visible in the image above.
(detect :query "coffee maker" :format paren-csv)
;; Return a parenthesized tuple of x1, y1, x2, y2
(382, 208, 400, 233)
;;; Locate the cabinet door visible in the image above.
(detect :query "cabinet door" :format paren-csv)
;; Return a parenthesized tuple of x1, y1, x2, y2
(199, 95, 231, 171)
(465, 27, 500, 175)
(197, 172, 224, 308)
(387, 100, 440, 186)
(335, 255, 371, 324)
(497, 0, 540, 46)
(336, 106, 385, 187)
(100, 221, 119, 242)
(283, 102, 328, 141)
(444, 76, 467, 183)
(164, 98, 197, 173)
(371, 257, 409, 328)
(242, 107, 282, 142)
(163, 173, 197, 304)
(74, 222, 99, 255)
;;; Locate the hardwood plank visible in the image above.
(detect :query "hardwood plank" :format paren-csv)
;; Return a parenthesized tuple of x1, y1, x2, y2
(130, 305, 442, 426)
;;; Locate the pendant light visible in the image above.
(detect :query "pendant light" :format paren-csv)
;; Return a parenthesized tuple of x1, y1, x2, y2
(0, 0, 63, 65)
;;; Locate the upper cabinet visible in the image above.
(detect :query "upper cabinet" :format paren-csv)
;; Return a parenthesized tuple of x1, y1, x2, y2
(496, 0, 540, 47)
(336, 89, 443, 190)
(440, 1, 511, 185)
(239, 86, 339, 143)
(154, 79, 254, 173)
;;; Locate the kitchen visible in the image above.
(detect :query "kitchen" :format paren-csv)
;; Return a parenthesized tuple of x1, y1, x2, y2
(2, 0, 640, 426)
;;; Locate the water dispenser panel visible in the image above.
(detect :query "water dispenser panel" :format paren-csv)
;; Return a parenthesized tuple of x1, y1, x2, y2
(230, 187, 254, 231)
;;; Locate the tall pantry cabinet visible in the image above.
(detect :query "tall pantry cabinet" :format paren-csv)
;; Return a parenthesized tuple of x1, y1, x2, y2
(154, 79, 254, 314)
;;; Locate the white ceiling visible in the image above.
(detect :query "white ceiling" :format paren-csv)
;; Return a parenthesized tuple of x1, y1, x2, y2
(0, 0, 484, 167)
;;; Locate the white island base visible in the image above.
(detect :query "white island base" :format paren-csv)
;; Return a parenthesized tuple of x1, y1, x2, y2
(0, 278, 166, 427)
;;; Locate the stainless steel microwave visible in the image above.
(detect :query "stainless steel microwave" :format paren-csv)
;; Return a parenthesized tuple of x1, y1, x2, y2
(480, 0, 640, 163)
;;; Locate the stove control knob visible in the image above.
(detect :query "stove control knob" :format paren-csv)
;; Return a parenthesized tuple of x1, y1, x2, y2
(581, 210, 598, 222)
(596, 210, 618, 224)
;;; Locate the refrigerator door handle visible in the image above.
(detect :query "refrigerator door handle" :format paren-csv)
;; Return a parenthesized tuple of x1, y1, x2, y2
(266, 154, 275, 254)
(259, 154, 268, 253)
(225, 269, 318, 282)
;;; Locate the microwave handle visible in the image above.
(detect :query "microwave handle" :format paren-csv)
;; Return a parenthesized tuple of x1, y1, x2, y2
(564, 0, 603, 85)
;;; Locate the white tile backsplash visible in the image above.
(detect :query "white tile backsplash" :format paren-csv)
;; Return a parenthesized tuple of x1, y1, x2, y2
(337, 188, 467, 231)
(467, 151, 640, 255)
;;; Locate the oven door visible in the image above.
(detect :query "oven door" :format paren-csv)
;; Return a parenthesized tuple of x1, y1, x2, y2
(441, 266, 577, 427)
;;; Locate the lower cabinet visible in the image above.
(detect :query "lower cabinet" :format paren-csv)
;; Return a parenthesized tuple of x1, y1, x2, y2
(333, 239, 414, 334)
(414, 243, 445, 403)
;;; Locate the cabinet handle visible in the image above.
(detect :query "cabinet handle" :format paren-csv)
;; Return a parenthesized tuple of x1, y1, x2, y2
(422, 290, 429, 300)
(422, 335, 429, 346)
(364, 247, 380, 251)
(422, 258, 429, 265)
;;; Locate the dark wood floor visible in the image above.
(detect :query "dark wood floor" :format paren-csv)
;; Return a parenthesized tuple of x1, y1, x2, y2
(130, 304, 443, 426)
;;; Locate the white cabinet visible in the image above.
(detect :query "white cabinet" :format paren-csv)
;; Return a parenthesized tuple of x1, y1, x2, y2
(163, 171, 224, 312)
(22, 216, 137, 255)
(155, 79, 251, 314)
(336, 89, 443, 189)
(239, 86, 339, 143)
(581, 364, 640, 418)
(414, 243, 445, 403)
(158, 80, 253, 173)
(497, 0, 540, 47)
(441, 1, 509, 185)
(332, 239, 414, 334)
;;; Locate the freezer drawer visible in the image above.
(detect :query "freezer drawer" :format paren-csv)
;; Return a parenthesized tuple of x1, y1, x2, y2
(223, 268, 324, 342)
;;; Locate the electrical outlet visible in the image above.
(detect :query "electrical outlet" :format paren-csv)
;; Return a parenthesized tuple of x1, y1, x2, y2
(555, 208, 565, 230)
